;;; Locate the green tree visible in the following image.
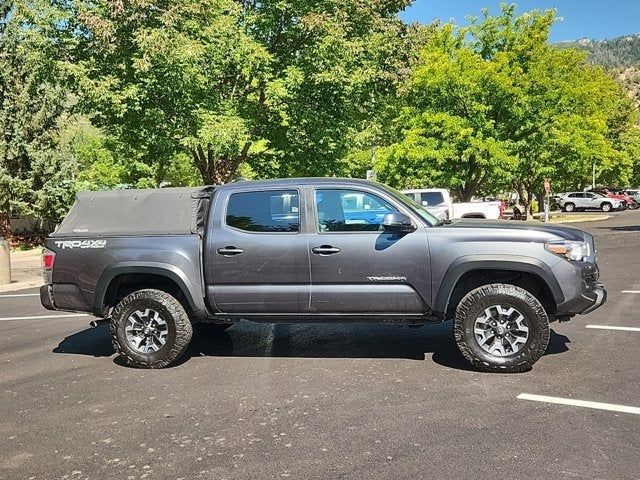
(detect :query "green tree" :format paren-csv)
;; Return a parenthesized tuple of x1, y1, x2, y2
(0, 0, 78, 231)
(74, 0, 414, 185)
(376, 5, 639, 211)
(375, 24, 517, 199)
(474, 7, 637, 208)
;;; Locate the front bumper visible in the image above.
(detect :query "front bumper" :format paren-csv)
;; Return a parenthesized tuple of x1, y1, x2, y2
(556, 283, 607, 316)
(580, 285, 607, 314)
(556, 261, 607, 316)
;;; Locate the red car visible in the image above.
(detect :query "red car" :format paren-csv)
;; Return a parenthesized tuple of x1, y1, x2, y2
(589, 189, 638, 210)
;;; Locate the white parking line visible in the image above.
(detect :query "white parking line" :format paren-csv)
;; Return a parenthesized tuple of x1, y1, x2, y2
(517, 393, 640, 415)
(0, 313, 90, 322)
(0, 293, 40, 298)
(622, 290, 640, 294)
(585, 325, 640, 332)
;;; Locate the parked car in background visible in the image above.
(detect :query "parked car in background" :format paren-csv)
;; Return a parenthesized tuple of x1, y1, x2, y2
(588, 188, 637, 210)
(624, 189, 640, 204)
(557, 192, 623, 212)
(401, 188, 504, 220)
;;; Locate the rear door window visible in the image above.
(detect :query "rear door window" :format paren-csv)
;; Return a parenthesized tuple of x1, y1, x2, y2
(226, 190, 299, 233)
(418, 192, 445, 206)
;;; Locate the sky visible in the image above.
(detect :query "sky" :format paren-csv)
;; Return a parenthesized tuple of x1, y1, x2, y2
(400, 0, 640, 42)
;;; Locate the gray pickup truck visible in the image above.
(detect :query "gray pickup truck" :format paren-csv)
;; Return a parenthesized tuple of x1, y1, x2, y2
(41, 178, 606, 371)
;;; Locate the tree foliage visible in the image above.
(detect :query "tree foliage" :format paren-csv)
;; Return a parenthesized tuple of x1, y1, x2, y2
(1, 1, 639, 232)
(375, 5, 639, 208)
(73, 0, 415, 185)
(0, 0, 79, 228)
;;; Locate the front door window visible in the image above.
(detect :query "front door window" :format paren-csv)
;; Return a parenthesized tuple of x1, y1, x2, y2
(315, 189, 397, 232)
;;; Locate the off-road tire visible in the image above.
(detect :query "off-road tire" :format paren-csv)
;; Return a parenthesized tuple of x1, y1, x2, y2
(601, 202, 612, 212)
(628, 201, 638, 210)
(453, 284, 550, 373)
(110, 289, 193, 369)
(563, 203, 575, 212)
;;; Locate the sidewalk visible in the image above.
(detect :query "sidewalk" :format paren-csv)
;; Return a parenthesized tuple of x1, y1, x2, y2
(0, 248, 43, 293)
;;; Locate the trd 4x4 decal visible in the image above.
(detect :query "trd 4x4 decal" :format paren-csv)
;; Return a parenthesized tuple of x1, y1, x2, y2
(54, 240, 107, 250)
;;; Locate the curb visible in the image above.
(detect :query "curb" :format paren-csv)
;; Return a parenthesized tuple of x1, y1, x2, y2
(549, 215, 610, 224)
(0, 279, 44, 293)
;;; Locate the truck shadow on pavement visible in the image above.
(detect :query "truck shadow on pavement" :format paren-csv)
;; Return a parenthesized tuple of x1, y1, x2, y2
(52, 323, 115, 357)
(596, 225, 640, 232)
(53, 321, 570, 372)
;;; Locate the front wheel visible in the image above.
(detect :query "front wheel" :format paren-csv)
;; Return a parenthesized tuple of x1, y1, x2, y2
(563, 203, 575, 212)
(453, 284, 550, 373)
(110, 289, 193, 368)
(628, 201, 638, 210)
(601, 202, 612, 212)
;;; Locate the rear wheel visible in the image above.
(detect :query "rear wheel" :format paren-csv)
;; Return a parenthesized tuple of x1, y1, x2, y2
(563, 203, 575, 212)
(110, 289, 193, 368)
(601, 202, 612, 212)
(628, 201, 638, 210)
(453, 284, 550, 373)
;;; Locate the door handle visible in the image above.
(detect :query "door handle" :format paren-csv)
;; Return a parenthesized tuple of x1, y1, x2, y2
(311, 245, 341, 255)
(217, 246, 244, 256)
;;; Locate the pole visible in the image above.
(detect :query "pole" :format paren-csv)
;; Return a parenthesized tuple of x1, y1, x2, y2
(592, 162, 596, 190)
(544, 194, 550, 223)
(0, 239, 10, 285)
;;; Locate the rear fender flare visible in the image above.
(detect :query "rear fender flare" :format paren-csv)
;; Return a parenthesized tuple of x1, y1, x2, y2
(93, 262, 207, 317)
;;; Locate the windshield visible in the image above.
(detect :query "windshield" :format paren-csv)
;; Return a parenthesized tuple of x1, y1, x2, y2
(380, 185, 441, 226)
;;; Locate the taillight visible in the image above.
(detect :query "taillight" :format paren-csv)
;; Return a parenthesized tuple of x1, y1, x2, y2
(42, 249, 56, 270)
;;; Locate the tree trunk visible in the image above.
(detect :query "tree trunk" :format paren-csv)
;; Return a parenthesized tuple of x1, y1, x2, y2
(453, 183, 477, 202)
(526, 191, 533, 218)
(535, 189, 546, 213)
(515, 183, 527, 219)
(189, 141, 251, 185)
(0, 214, 11, 239)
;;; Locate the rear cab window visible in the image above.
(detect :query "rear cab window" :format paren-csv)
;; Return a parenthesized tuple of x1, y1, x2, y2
(418, 191, 445, 206)
(225, 190, 300, 233)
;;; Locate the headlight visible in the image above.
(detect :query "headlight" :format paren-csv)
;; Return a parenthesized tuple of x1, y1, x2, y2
(545, 240, 590, 261)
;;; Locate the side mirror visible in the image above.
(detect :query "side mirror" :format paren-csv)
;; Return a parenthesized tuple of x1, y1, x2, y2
(382, 212, 416, 233)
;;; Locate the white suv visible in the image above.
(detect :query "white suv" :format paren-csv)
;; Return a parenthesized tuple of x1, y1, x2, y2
(558, 192, 622, 212)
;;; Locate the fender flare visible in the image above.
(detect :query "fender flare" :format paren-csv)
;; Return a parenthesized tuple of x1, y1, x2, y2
(432, 255, 564, 316)
(92, 262, 207, 317)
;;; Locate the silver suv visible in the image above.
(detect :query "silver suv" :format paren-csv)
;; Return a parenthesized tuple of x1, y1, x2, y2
(558, 192, 622, 212)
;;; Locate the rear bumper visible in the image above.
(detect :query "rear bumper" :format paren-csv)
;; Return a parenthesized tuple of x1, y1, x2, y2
(40, 283, 92, 313)
(40, 284, 56, 311)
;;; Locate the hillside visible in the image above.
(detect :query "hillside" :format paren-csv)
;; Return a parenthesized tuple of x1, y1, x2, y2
(557, 34, 640, 111)
(559, 34, 640, 68)
(613, 66, 640, 110)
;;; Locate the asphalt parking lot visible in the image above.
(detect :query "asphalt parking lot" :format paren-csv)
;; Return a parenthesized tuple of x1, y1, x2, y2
(1, 211, 639, 480)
